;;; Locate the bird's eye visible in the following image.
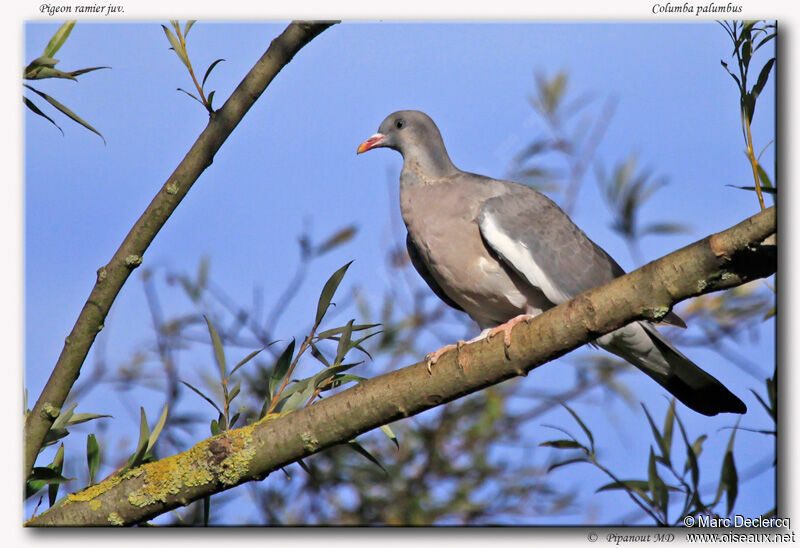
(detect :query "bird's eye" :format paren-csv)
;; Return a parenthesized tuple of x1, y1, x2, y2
(395, 119, 406, 130)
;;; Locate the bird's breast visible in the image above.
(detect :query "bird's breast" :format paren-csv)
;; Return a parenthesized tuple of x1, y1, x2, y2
(401, 182, 548, 326)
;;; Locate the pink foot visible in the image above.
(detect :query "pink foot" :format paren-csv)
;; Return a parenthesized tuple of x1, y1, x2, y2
(489, 314, 536, 350)
(425, 342, 463, 373)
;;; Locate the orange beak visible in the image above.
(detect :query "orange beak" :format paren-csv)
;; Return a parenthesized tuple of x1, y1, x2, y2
(357, 133, 386, 154)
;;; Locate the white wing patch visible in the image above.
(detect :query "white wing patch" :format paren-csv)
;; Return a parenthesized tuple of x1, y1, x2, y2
(479, 211, 572, 305)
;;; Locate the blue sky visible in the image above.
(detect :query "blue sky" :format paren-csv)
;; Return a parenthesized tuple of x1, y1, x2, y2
(22, 18, 777, 526)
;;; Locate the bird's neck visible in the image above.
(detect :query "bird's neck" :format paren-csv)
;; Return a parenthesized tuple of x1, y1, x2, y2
(399, 144, 458, 187)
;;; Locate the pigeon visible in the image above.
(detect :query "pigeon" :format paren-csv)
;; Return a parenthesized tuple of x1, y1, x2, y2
(357, 110, 745, 416)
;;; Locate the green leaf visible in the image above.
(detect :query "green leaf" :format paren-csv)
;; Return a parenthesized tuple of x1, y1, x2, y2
(380, 424, 399, 449)
(642, 404, 667, 464)
(203, 316, 227, 380)
(347, 440, 387, 474)
(24, 96, 64, 135)
(318, 373, 366, 391)
(316, 323, 380, 341)
(662, 400, 675, 465)
(22, 84, 105, 143)
(66, 412, 112, 427)
(561, 402, 594, 450)
(597, 479, 651, 496)
(207, 90, 215, 111)
(315, 262, 353, 325)
(177, 87, 204, 106)
(181, 380, 222, 414)
(202, 58, 225, 88)
(717, 424, 739, 514)
(270, 339, 296, 397)
(43, 20, 76, 58)
(540, 439, 583, 449)
(184, 20, 196, 37)
(48, 444, 65, 507)
(126, 407, 151, 469)
(26, 467, 73, 499)
(146, 404, 169, 454)
(546, 457, 588, 473)
(726, 184, 776, 195)
(67, 66, 111, 78)
(161, 24, 190, 68)
(335, 319, 355, 364)
(751, 57, 775, 100)
(314, 225, 358, 256)
(87, 434, 99, 485)
(647, 447, 669, 516)
(229, 347, 263, 378)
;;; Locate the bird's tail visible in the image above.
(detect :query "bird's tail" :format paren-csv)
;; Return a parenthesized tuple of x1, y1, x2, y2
(597, 322, 746, 416)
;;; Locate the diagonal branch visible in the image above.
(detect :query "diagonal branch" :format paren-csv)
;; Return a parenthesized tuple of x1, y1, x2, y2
(26, 206, 775, 526)
(24, 21, 338, 481)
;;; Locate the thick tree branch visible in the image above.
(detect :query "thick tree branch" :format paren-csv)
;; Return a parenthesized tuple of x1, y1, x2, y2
(24, 21, 338, 481)
(26, 206, 775, 526)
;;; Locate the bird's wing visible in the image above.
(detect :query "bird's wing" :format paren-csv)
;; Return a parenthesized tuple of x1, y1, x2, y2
(477, 184, 685, 326)
(406, 232, 464, 312)
(477, 187, 625, 304)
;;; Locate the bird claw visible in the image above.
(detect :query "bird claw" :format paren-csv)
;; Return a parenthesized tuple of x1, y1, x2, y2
(489, 314, 535, 357)
(425, 343, 458, 374)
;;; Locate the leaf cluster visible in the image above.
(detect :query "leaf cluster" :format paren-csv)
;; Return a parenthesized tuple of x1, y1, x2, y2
(24, 21, 108, 141)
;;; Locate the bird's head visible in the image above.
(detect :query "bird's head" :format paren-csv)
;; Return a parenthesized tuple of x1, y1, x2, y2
(357, 110, 440, 156)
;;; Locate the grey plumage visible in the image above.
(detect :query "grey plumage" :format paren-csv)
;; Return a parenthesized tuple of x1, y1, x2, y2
(358, 110, 745, 416)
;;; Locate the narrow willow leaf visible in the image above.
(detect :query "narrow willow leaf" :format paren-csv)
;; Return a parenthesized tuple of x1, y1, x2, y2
(207, 90, 215, 111)
(229, 348, 263, 378)
(546, 457, 588, 473)
(43, 20, 76, 58)
(180, 380, 222, 414)
(51, 402, 77, 430)
(316, 323, 381, 341)
(146, 404, 169, 454)
(202, 58, 225, 87)
(336, 319, 355, 364)
(228, 382, 241, 405)
(314, 225, 358, 256)
(752, 58, 775, 99)
(597, 479, 650, 495)
(22, 84, 105, 143)
(319, 373, 366, 391)
(161, 24, 190, 68)
(26, 56, 60, 70)
(662, 400, 675, 465)
(347, 440, 387, 474)
(561, 402, 594, 449)
(48, 444, 65, 507)
(210, 419, 220, 435)
(540, 439, 583, 449)
(67, 412, 112, 426)
(184, 20, 196, 37)
(315, 262, 353, 325)
(25, 66, 77, 80)
(126, 407, 150, 468)
(24, 96, 64, 135)
(642, 404, 668, 464)
(380, 424, 399, 449)
(67, 66, 111, 78)
(203, 315, 227, 380)
(87, 434, 99, 485)
(270, 339, 296, 397)
(177, 87, 204, 106)
(26, 467, 73, 499)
